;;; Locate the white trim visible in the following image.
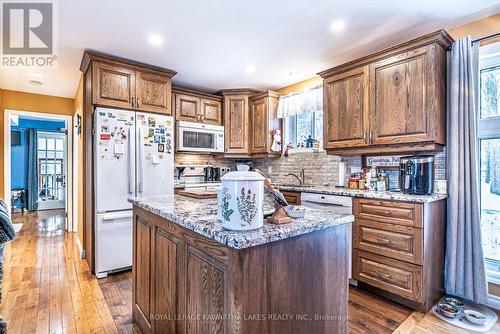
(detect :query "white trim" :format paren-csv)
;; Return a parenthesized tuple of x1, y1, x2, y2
(72, 113, 79, 234)
(3, 109, 74, 232)
(488, 294, 500, 311)
(76, 233, 85, 259)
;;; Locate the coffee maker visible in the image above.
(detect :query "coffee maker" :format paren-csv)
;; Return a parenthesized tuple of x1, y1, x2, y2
(399, 155, 434, 195)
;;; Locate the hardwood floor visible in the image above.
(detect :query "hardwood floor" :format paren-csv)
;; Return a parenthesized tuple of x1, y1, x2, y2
(1, 210, 498, 333)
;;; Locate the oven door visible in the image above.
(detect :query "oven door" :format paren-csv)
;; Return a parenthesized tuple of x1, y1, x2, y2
(178, 125, 223, 153)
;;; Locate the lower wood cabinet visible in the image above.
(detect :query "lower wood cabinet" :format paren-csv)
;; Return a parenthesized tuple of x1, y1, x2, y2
(133, 206, 349, 334)
(281, 190, 301, 205)
(352, 198, 446, 312)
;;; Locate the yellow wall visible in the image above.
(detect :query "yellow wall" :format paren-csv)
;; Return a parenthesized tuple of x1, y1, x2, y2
(448, 13, 500, 45)
(0, 90, 74, 198)
(73, 76, 84, 245)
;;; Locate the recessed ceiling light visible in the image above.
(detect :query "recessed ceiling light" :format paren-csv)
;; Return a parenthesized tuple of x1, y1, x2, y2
(330, 19, 346, 33)
(148, 34, 163, 46)
(245, 65, 256, 75)
(30, 80, 43, 86)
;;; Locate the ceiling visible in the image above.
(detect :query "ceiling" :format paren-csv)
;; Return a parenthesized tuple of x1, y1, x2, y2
(1, 0, 499, 98)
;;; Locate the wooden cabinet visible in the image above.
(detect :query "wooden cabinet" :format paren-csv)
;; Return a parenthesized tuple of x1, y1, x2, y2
(282, 190, 301, 205)
(352, 198, 446, 312)
(319, 30, 452, 155)
(133, 206, 349, 334)
(250, 91, 281, 156)
(323, 66, 369, 149)
(92, 61, 136, 109)
(173, 87, 222, 125)
(221, 89, 281, 158)
(136, 71, 172, 114)
(222, 90, 253, 157)
(89, 53, 176, 114)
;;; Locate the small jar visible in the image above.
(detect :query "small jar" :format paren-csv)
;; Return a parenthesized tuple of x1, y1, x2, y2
(349, 176, 359, 189)
(358, 178, 366, 190)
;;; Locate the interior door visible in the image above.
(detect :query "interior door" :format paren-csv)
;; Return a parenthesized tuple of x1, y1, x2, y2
(136, 112, 174, 197)
(94, 108, 136, 212)
(37, 131, 66, 210)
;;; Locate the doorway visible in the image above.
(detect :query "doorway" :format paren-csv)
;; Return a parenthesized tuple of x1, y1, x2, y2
(4, 109, 74, 232)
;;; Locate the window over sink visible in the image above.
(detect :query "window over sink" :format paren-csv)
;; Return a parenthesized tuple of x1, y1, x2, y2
(278, 85, 323, 151)
(479, 41, 500, 285)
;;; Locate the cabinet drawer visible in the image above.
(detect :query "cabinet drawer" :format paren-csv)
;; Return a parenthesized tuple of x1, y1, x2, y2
(354, 198, 422, 227)
(282, 191, 301, 205)
(354, 219, 422, 264)
(353, 250, 422, 302)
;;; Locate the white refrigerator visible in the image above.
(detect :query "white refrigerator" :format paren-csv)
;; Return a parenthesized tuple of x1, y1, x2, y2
(94, 107, 174, 278)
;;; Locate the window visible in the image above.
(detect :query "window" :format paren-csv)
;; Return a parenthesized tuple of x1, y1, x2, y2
(284, 110, 323, 149)
(479, 42, 500, 283)
(278, 85, 323, 150)
(37, 132, 65, 203)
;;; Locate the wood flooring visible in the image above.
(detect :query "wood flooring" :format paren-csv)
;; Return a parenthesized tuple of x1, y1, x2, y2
(0, 210, 498, 333)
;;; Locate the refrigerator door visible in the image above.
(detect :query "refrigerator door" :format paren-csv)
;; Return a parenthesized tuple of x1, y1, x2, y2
(95, 108, 136, 212)
(135, 112, 174, 197)
(95, 211, 132, 277)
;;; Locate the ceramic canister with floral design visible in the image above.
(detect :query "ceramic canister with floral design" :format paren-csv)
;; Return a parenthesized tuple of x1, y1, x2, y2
(219, 165, 264, 231)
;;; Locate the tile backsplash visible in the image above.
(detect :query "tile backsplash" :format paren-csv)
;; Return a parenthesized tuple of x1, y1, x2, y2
(175, 149, 447, 192)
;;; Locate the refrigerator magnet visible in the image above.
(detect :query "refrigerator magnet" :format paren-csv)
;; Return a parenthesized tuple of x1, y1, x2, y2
(158, 143, 165, 153)
(107, 112, 116, 118)
(152, 155, 160, 164)
(100, 134, 111, 140)
(165, 120, 172, 126)
(161, 137, 165, 143)
(166, 139, 172, 153)
(148, 128, 154, 137)
(146, 153, 152, 160)
(101, 125, 109, 133)
(154, 135, 160, 143)
(159, 154, 163, 159)
(137, 114, 145, 121)
(99, 111, 106, 116)
(148, 117, 156, 127)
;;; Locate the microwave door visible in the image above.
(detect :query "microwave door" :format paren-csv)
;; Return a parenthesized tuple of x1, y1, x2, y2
(180, 128, 216, 152)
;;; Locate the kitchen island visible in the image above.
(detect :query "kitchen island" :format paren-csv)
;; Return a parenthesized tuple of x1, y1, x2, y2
(129, 195, 353, 334)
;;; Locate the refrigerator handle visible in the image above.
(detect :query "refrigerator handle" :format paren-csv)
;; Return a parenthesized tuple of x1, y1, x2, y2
(127, 127, 133, 194)
(138, 127, 144, 193)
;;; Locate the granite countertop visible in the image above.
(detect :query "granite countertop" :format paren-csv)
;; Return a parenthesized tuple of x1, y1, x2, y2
(128, 195, 353, 249)
(276, 185, 447, 203)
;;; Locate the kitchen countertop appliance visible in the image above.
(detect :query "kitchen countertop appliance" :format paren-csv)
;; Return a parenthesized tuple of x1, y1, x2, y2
(400, 155, 434, 195)
(94, 107, 174, 278)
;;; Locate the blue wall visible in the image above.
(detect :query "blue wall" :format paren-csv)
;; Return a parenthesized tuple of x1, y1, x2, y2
(11, 117, 66, 190)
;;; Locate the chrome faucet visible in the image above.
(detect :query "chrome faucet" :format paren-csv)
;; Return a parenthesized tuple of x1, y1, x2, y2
(284, 169, 305, 187)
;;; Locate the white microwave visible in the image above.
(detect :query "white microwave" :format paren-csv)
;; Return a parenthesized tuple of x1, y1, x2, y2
(177, 121, 224, 153)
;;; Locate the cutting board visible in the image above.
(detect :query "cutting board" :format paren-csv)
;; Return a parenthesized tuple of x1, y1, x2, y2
(178, 189, 218, 199)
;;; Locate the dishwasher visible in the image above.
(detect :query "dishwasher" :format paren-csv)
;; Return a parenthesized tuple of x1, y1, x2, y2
(300, 192, 355, 284)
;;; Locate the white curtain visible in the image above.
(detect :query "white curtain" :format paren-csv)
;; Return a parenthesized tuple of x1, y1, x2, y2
(277, 85, 322, 118)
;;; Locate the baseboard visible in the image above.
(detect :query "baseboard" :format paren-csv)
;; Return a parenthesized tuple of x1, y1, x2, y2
(76, 236, 86, 259)
(488, 294, 500, 311)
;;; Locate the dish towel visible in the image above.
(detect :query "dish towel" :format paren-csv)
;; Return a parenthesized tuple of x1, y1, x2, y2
(0, 198, 15, 333)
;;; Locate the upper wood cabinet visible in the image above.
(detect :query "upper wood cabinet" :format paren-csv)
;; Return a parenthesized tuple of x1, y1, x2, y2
(221, 89, 281, 158)
(222, 91, 251, 156)
(82, 50, 176, 115)
(250, 91, 281, 156)
(319, 30, 452, 155)
(136, 71, 172, 114)
(172, 87, 222, 125)
(323, 66, 369, 149)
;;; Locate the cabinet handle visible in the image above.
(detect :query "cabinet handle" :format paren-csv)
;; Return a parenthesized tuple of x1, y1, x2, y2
(369, 131, 373, 142)
(377, 272, 392, 280)
(375, 209, 392, 216)
(137, 97, 140, 107)
(376, 237, 391, 245)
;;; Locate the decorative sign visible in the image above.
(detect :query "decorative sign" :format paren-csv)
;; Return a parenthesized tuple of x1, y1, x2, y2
(366, 155, 402, 167)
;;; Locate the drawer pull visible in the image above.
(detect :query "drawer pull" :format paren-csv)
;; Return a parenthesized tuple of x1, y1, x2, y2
(376, 237, 391, 245)
(377, 272, 392, 280)
(375, 209, 392, 216)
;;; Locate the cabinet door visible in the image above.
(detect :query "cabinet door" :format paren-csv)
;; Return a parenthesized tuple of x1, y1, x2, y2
(136, 71, 172, 114)
(201, 98, 222, 125)
(369, 46, 433, 145)
(186, 249, 227, 334)
(251, 97, 268, 153)
(92, 62, 135, 109)
(323, 66, 369, 148)
(224, 95, 249, 154)
(133, 218, 153, 332)
(175, 94, 201, 122)
(154, 229, 179, 334)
